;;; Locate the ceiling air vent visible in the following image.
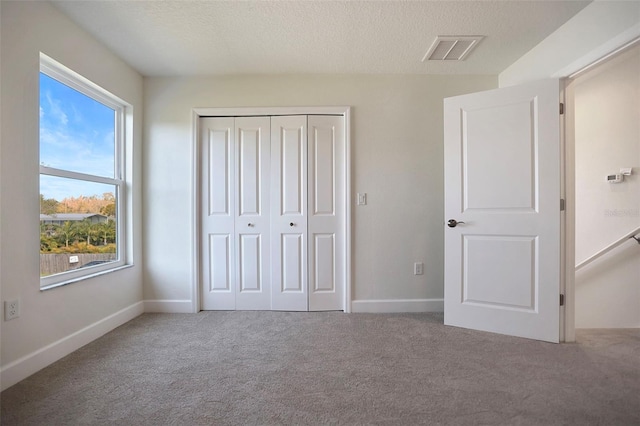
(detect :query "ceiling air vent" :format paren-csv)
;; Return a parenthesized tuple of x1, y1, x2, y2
(422, 36, 484, 61)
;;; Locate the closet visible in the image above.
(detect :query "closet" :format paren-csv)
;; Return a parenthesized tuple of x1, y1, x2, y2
(200, 114, 345, 311)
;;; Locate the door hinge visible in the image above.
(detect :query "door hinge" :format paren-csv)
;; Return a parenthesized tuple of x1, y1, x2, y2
(560, 198, 565, 211)
(560, 294, 565, 306)
(560, 103, 564, 115)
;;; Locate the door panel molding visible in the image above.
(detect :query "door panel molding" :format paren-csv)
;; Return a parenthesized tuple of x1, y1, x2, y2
(311, 125, 336, 216)
(312, 233, 336, 293)
(208, 234, 231, 292)
(462, 98, 538, 212)
(462, 234, 538, 312)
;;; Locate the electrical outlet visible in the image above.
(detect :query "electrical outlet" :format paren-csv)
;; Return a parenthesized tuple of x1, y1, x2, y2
(5, 299, 20, 321)
(414, 262, 424, 275)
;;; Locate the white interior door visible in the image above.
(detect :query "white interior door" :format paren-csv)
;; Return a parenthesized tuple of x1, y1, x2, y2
(270, 116, 309, 311)
(200, 117, 236, 310)
(235, 117, 271, 310)
(308, 115, 345, 311)
(444, 79, 561, 343)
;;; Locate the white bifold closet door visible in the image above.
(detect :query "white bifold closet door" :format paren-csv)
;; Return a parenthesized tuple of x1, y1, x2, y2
(200, 116, 271, 310)
(235, 117, 271, 310)
(200, 117, 235, 310)
(200, 114, 344, 312)
(270, 116, 308, 310)
(307, 115, 345, 311)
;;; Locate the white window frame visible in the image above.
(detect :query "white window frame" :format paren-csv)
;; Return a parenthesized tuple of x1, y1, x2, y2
(39, 53, 128, 289)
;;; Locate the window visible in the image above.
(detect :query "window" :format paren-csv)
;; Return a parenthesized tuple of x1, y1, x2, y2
(39, 54, 127, 288)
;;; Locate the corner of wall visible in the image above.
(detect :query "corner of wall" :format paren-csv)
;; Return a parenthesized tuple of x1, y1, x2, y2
(143, 300, 194, 313)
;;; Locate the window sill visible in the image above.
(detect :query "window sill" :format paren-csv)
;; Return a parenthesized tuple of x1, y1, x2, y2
(40, 264, 134, 291)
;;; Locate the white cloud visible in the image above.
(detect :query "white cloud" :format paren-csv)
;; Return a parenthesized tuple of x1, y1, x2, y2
(71, 104, 83, 124)
(45, 91, 68, 126)
(40, 126, 114, 177)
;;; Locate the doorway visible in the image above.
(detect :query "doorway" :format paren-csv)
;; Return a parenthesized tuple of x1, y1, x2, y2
(566, 40, 640, 330)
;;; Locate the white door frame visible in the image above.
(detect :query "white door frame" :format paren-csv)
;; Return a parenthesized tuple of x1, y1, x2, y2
(557, 36, 640, 342)
(561, 37, 640, 341)
(191, 106, 352, 313)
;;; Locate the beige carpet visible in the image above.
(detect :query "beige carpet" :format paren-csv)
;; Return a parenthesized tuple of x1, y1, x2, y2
(1, 312, 639, 425)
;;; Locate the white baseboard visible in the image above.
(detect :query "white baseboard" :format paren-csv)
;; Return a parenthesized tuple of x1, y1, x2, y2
(1, 301, 144, 392)
(143, 299, 194, 313)
(351, 298, 444, 313)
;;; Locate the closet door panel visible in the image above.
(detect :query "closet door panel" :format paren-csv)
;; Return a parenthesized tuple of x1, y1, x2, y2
(308, 115, 345, 311)
(313, 233, 335, 292)
(238, 234, 262, 291)
(282, 234, 304, 292)
(235, 117, 271, 310)
(200, 117, 236, 310)
(271, 116, 308, 311)
(312, 125, 335, 216)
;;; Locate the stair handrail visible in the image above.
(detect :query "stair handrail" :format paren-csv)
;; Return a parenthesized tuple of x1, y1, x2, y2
(575, 225, 640, 271)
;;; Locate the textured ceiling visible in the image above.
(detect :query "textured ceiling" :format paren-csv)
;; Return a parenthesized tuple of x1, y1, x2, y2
(51, 0, 592, 77)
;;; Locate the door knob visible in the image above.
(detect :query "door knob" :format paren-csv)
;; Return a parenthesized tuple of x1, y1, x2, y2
(447, 219, 465, 228)
(247, 223, 254, 227)
(290, 222, 295, 227)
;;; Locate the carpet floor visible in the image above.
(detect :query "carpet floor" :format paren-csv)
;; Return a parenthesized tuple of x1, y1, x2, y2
(1, 312, 639, 425)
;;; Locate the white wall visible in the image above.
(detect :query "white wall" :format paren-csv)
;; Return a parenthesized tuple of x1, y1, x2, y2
(0, 1, 144, 389)
(499, 1, 640, 87)
(573, 45, 640, 328)
(143, 75, 497, 312)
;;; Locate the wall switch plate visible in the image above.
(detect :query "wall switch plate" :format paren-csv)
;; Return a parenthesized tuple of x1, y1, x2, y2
(414, 262, 424, 275)
(357, 193, 367, 205)
(5, 299, 20, 321)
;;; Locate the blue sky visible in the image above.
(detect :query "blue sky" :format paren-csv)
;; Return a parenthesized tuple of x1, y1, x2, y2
(39, 73, 115, 201)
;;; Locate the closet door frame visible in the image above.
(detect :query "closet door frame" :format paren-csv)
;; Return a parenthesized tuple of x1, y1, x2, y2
(193, 106, 352, 313)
